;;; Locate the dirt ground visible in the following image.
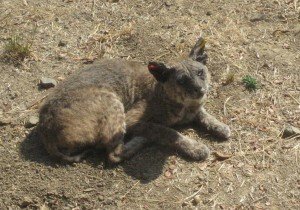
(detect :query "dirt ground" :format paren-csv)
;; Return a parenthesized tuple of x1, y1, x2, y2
(0, 0, 299, 209)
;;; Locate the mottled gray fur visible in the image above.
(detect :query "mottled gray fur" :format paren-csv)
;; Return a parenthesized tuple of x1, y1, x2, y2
(38, 38, 231, 163)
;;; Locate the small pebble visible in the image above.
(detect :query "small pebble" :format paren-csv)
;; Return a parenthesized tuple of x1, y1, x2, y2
(164, 0, 172, 6)
(193, 195, 201, 205)
(98, 195, 104, 201)
(103, 198, 114, 205)
(0, 116, 12, 126)
(182, 201, 189, 207)
(19, 196, 33, 208)
(26, 116, 39, 128)
(9, 91, 19, 99)
(58, 40, 67, 47)
(57, 76, 65, 81)
(40, 77, 57, 89)
(250, 13, 265, 22)
(282, 124, 300, 138)
(206, 11, 212, 16)
(293, 24, 300, 35)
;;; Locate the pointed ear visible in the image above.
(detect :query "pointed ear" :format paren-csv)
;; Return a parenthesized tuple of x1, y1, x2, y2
(189, 37, 208, 64)
(148, 62, 171, 83)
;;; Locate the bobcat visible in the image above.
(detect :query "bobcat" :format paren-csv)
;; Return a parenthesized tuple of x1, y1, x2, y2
(37, 37, 231, 163)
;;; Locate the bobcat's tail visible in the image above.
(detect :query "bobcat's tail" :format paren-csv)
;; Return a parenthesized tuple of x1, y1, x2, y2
(45, 142, 85, 163)
(38, 128, 86, 163)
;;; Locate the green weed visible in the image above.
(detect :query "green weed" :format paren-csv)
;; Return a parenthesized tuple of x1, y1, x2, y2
(2, 36, 31, 65)
(242, 75, 259, 91)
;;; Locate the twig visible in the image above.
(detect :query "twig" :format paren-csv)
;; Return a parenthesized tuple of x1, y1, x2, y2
(168, 48, 180, 57)
(154, 52, 170, 60)
(92, 0, 96, 17)
(284, 134, 300, 140)
(0, 9, 10, 20)
(126, 197, 166, 203)
(209, 193, 220, 204)
(287, 93, 300, 105)
(27, 95, 48, 110)
(183, 185, 203, 201)
(173, 185, 185, 193)
(253, 195, 267, 203)
(223, 96, 232, 116)
(120, 181, 139, 200)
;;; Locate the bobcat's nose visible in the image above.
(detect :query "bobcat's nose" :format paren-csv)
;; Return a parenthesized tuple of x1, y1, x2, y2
(194, 87, 205, 97)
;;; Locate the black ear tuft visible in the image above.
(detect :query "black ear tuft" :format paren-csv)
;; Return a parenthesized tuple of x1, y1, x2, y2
(148, 62, 171, 83)
(189, 37, 208, 64)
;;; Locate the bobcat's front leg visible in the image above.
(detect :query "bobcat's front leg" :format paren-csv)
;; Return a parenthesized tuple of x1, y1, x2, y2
(195, 107, 231, 139)
(127, 122, 210, 161)
(124, 101, 210, 161)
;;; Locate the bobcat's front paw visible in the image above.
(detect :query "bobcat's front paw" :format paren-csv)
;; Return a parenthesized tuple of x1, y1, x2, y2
(189, 142, 210, 161)
(212, 123, 231, 139)
(219, 124, 231, 139)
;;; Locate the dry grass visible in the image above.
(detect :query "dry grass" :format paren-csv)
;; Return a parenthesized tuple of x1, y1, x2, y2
(0, 0, 299, 209)
(222, 71, 235, 86)
(1, 36, 31, 65)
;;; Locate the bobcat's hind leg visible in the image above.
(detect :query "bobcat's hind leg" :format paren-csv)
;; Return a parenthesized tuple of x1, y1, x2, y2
(106, 128, 126, 164)
(121, 137, 148, 159)
(96, 94, 127, 164)
(108, 136, 148, 163)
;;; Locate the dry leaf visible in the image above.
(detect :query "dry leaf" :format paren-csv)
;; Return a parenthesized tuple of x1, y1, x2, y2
(169, 164, 176, 170)
(40, 204, 50, 210)
(164, 170, 172, 178)
(83, 188, 95, 192)
(213, 151, 232, 161)
(198, 162, 207, 171)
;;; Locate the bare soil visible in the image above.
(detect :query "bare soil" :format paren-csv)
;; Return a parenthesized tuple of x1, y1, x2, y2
(0, 0, 299, 209)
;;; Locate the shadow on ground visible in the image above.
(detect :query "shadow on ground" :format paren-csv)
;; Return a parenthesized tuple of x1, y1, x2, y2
(19, 124, 224, 183)
(19, 128, 170, 183)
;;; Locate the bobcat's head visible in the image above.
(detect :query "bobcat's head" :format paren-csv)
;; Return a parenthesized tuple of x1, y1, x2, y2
(148, 37, 211, 105)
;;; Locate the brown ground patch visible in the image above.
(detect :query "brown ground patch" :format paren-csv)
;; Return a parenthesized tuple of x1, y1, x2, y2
(0, 0, 299, 209)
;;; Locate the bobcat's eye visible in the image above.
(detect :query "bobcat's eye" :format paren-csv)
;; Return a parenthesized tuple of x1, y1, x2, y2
(177, 78, 185, 85)
(197, 70, 204, 77)
(177, 75, 188, 85)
